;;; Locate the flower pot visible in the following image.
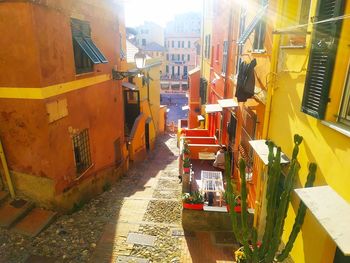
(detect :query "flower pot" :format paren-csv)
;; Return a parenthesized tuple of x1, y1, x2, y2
(226, 205, 242, 213)
(183, 203, 204, 210)
(183, 167, 190, 173)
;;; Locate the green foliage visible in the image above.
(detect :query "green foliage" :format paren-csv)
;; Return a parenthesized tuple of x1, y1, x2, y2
(183, 157, 191, 168)
(71, 201, 85, 214)
(182, 191, 204, 204)
(103, 181, 112, 192)
(225, 134, 317, 262)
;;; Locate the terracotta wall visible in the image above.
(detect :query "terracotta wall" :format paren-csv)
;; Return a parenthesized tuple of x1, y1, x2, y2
(0, 0, 126, 208)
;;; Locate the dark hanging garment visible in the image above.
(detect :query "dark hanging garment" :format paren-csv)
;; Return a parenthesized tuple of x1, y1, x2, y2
(235, 58, 257, 102)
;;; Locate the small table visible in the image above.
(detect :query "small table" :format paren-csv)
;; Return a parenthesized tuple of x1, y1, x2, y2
(200, 170, 224, 206)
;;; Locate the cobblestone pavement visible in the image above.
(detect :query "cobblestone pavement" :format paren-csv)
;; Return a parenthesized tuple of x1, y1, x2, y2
(0, 134, 237, 263)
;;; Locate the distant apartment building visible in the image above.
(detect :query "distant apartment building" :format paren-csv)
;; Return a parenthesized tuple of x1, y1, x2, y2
(162, 12, 201, 94)
(135, 21, 164, 47)
(142, 42, 167, 76)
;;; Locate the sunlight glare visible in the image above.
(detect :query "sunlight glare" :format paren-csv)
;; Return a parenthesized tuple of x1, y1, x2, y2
(123, 0, 202, 27)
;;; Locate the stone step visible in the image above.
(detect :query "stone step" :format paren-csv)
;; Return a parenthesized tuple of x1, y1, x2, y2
(0, 199, 34, 228)
(13, 208, 57, 237)
(0, 191, 9, 204)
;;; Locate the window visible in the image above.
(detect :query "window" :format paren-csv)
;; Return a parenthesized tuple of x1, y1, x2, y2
(172, 40, 174, 47)
(171, 54, 175, 60)
(216, 44, 220, 62)
(200, 77, 208, 104)
(182, 41, 184, 48)
(339, 65, 350, 126)
(177, 54, 180, 61)
(182, 54, 185, 61)
(188, 54, 190, 61)
(71, 18, 108, 74)
(184, 66, 188, 76)
(222, 41, 228, 74)
(237, 4, 267, 47)
(166, 54, 169, 60)
(188, 41, 191, 48)
(301, 0, 345, 119)
(253, 20, 266, 51)
(178, 41, 181, 48)
(253, 0, 268, 51)
(204, 34, 211, 59)
(166, 65, 169, 73)
(280, 0, 311, 47)
(142, 39, 146, 46)
(236, 8, 246, 74)
(72, 129, 92, 175)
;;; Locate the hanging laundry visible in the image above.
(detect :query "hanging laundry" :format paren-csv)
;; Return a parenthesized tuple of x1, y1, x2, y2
(235, 58, 257, 102)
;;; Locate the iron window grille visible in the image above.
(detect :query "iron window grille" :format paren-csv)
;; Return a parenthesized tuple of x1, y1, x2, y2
(71, 18, 108, 74)
(72, 129, 92, 175)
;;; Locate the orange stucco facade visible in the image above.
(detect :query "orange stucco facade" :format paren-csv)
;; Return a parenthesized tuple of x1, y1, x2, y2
(0, 0, 128, 211)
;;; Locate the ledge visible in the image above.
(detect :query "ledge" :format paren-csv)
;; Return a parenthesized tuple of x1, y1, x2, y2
(321, 121, 350, 138)
(249, 140, 290, 165)
(295, 186, 350, 256)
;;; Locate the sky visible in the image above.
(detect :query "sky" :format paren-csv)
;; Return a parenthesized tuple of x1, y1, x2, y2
(123, 0, 202, 28)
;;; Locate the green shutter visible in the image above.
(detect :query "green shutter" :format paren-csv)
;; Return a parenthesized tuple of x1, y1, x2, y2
(301, 0, 345, 119)
(200, 78, 208, 104)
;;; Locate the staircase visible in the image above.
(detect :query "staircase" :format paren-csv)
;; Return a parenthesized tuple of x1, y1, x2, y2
(0, 191, 57, 237)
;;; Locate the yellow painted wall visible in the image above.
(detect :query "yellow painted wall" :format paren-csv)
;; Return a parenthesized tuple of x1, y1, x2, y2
(267, 1, 350, 262)
(201, 0, 213, 82)
(127, 58, 161, 155)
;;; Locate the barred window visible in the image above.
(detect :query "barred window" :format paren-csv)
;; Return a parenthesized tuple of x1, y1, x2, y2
(72, 129, 92, 175)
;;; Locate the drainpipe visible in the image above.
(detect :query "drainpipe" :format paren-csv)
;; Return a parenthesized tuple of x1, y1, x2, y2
(221, 0, 234, 145)
(0, 139, 15, 198)
(261, 0, 283, 139)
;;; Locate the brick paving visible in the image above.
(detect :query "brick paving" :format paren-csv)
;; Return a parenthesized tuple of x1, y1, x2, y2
(90, 133, 235, 263)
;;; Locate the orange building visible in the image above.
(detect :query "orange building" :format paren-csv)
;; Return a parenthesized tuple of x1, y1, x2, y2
(0, 0, 128, 212)
(184, 0, 273, 209)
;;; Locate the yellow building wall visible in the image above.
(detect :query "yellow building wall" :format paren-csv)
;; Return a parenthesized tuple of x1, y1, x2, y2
(267, 1, 350, 262)
(201, 0, 213, 82)
(127, 58, 161, 153)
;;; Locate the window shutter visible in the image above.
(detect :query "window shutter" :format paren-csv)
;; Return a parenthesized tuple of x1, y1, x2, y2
(200, 78, 208, 104)
(301, 0, 345, 119)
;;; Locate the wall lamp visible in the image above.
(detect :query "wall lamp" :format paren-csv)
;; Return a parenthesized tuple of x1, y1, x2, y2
(112, 50, 147, 80)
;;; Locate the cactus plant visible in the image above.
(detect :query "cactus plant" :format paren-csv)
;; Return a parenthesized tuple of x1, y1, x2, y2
(224, 134, 316, 262)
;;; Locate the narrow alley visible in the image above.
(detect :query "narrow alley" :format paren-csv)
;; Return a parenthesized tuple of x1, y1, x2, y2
(0, 134, 233, 263)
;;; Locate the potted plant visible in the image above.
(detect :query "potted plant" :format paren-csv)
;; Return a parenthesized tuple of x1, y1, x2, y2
(183, 157, 191, 173)
(224, 191, 242, 213)
(182, 191, 204, 210)
(182, 140, 190, 157)
(182, 146, 190, 157)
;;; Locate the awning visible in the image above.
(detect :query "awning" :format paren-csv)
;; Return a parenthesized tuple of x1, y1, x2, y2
(295, 186, 350, 255)
(122, 82, 138, 90)
(205, 104, 222, 114)
(218, 99, 238, 108)
(237, 4, 268, 45)
(182, 105, 189, 110)
(249, 140, 289, 165)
